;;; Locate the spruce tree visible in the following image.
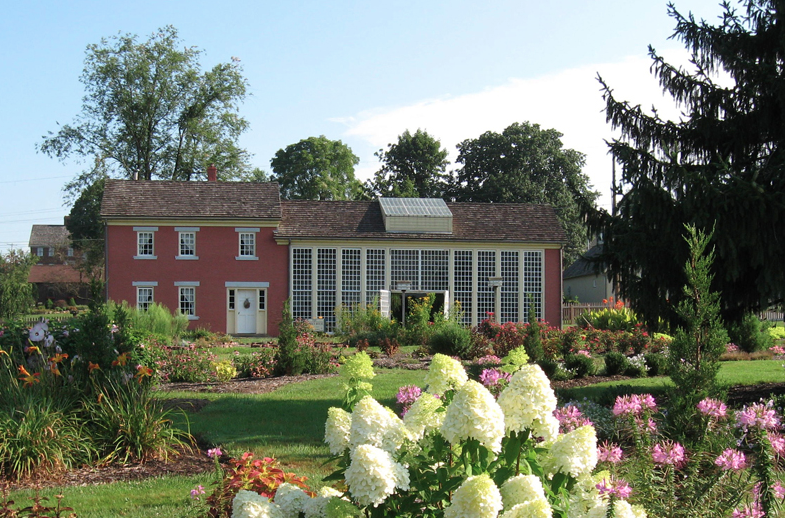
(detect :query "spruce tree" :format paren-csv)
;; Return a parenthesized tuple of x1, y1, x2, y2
(590, 0, 785, 327)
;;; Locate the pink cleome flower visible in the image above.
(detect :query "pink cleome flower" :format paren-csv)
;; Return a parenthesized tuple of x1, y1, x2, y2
(613, 394, 657, 417)
(596, 476, 632, 499)
(652, 440, 686, 467)
(597, 441, 624, 464)
(697, 398, 728, 419)
(554, 404, 593, 433)
(736, 401, 781, 431)
(715, 449, 747, 471)
(207, 447, 223, 459)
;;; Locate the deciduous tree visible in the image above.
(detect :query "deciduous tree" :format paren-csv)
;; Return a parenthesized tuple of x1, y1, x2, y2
(271, 136, 361, 200)
(40, 25, 251, 193)
(590, 0, 785, 326)
(450, 122, 598, 264)
(0, 251, 37, 319)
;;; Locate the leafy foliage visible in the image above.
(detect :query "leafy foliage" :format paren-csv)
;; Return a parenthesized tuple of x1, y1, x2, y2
(271, 135, 361, 200)
(450, 122, 599, 264)
(727, 312, 774, 353)
(40, 26, 251, 191)
(590, 0, 785, 326)
(0, 250, 37, 320)
(365, 129, 450, 198)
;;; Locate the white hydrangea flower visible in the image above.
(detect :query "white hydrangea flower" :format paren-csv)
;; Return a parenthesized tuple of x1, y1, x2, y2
(440, 380, 505, 452)
(531, 414, 560, 443)
(403, 392, 444, 441)
(613, 500, 647, 518)
(424, 354, 468, 394)
(325, 407, 352, 455)
(274, 483, 310, 518)
(444, 474, 503, 518)
(349, 396, 407, 453)
(500, 474, 549, 511)
(340, 352, 375, 380)
(344, 444, 410, 507)
(544, 425, 598, 478)
(497, 364, 558, 438)
(500, 500, 552, 518)
(303, 487, 344, 518)
(232, 490, 283, 518)
(566, 474, 604, 518)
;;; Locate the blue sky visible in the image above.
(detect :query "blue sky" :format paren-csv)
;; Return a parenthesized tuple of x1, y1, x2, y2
(0, 0, 725, 252)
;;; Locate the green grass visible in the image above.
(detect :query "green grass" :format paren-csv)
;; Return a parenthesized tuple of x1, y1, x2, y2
(8, 360, 784, 516)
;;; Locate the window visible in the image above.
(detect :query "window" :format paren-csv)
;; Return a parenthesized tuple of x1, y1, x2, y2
(523, 251, 543, 320)
(453, 250, 473, 325)
(477, 250, 496, 323)
(292, 248, 313, 321)
(179, 287, 195, 317)
(235, 228, 259, 259)
(258, 290, 266, 310)
(365, 249, 386, 306)
(317, 248, 337, 331)
(137, 287, 154, 311)
(137, 232, 154, 257)
(228, 289, 235, 310)
(179, 232, 195, 257)
(36, 247, 43, 257)
(67, 247, 74, 257)
(342, 249, 361, 308)
(501, 251, 520, 323)
(47, 247, 54, 257)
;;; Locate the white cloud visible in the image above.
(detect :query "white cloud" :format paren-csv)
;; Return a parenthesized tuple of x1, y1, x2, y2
(339, 48, 695, 210)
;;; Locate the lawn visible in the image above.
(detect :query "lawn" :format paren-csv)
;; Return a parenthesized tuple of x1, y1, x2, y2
(7, 360, 783, 517)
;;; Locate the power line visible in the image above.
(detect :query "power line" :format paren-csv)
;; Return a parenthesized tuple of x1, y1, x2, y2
(0, 175, 72, 184)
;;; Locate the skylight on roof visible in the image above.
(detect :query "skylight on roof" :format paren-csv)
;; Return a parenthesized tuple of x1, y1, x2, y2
(378, 197, 451, 218)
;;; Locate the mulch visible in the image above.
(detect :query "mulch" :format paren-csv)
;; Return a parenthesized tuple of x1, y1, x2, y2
(5, 365, 785, 493)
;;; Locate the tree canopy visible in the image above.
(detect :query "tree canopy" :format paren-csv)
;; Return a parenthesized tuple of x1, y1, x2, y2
(40, 25, 251, 193)
(365, 129, 450, 198)
(450, 122, 598, 264)
(271, 136, 362, 200)
(589, 0, 785, 326)
(0, 251, 37, 320)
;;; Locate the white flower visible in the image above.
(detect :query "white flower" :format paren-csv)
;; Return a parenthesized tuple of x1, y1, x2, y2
(566, 474, 604, 518)
(500, 500, 552, 518)
(444, 474, 503, 518)
(232, 490, 283, 518)
(274, 483, 310, 518)
(344, 444, 409, 507)
(403, 392, 444, 441)
(544, 425, 598, 478)
(28, 322, 48, 342)
(325, 407, 352, 455)
(303, 487, 344, 518)
(424, 354, 468, 394)
(440, 380, 505, 452)
(340, 352, 375, 380)
(44, 334, 55, 348)
(497, 364, 558, 439)
(612, 500, 647, 518)
(349, 396, 407, 454)
(500, 474, 549, 511)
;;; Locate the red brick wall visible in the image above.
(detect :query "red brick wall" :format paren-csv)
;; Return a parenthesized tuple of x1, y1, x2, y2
(544, 248, 563, 327)
(105, 225, 288, 335)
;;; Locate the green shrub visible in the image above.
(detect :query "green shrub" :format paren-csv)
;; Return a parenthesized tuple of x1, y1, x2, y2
(625, 354, 648, 378)
(157, 345, 219, 383)
(644, 352, 668, 376)
(213, 360, 237, 382)
(537, 358, 569, 381)
(523, 296, 545, 362)
(563, 353, 597, 378)
(603, 351, 630, 376)
(727, 312, 774, 353)
(429, 321, 472, 358)
(233, 347, 277, 378)
(404, 293, 441, 346)
(579, 300, 639, 331)
(769, 326, 785, 341)
(492, 322, 526, 358)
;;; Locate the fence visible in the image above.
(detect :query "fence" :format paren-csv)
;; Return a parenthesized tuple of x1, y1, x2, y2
(562, 303, 608, 326)
(20, 314, 74, 325)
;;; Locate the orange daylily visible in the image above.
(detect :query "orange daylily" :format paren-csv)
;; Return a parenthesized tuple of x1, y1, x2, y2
(50, 365, 61, 377)
(26, 346, 40, 354)
(112, 352, 130, 367)
(0, 348, 8, 357)
(134, 365, 154, 383)
(18, 365, 40, 387)
(50, 353, 68, 364)
(88, 361, 101, 373)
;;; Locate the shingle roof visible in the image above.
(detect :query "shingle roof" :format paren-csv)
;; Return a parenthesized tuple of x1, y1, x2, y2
(28, 264, 84, 284)
(563, 244, 604, 279)
(276, 200, 567, 243)
(101, 180, 282, 220)
(29, 225, 70, 247)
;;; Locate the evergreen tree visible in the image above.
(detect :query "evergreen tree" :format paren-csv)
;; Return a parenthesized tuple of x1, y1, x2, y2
(590, 1, 785, 326)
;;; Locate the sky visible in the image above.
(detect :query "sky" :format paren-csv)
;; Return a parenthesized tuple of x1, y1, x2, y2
(0, 0, 727, 253)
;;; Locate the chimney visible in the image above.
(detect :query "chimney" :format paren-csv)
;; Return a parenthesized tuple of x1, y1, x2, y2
(207, 164, 217, 182)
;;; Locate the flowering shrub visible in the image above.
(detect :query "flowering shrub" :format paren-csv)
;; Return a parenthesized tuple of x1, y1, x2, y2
(212, 360, 236, 382)
(232, 347, 277, 378)
(579, 297, 640, 331)
(155, 344, 219, 383)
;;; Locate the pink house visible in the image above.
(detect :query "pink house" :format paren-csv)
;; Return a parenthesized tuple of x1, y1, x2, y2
(101, 171, 566, 335)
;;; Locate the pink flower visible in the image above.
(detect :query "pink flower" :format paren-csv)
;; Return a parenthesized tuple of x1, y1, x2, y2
(732, 503, 764, 518)
(554, 404, 593, 433)
(697, 398, 727, 419)
(715, 449, 747, 471)
(596, 476, 632, 499)
(190, 485, 205, 500)
(476, 355, 502, 365)
(768, 432, 785, 456)
(773, 481, 785, 500)
(736, 401, 781, 431)
(207, 447, 222, 459)
(652, 440, 686, 467)
(613, 394, 657, 417)
(395, 385, 422, 406)
(597, 441, 624, 463)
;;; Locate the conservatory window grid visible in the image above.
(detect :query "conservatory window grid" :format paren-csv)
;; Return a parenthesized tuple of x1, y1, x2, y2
(317, 249, 337, 332)
(342, 249, 362, 309)
(421, 250, 449, 291)
(477, 250, 496, 323)
(365, 249, 386, 306)
(292, 248, 313, 321)
(523, 251, 543, 320)
(391, 249, 420, 289)
(500, 251, 520, 323)
(453, 250, 473, 325)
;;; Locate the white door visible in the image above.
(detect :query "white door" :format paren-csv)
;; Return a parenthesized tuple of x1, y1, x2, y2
(379, 290, 390, 318)
(236, 289, 257, 333)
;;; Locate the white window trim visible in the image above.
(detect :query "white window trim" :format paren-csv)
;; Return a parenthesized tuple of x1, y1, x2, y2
(136, 286, 154, 311)
(176, 229, 199, 260)
(225, 282, 270, 288)
(177, 285, 199, 320)
(236, 228, 260, 260)
(134, 227, 158, 260)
